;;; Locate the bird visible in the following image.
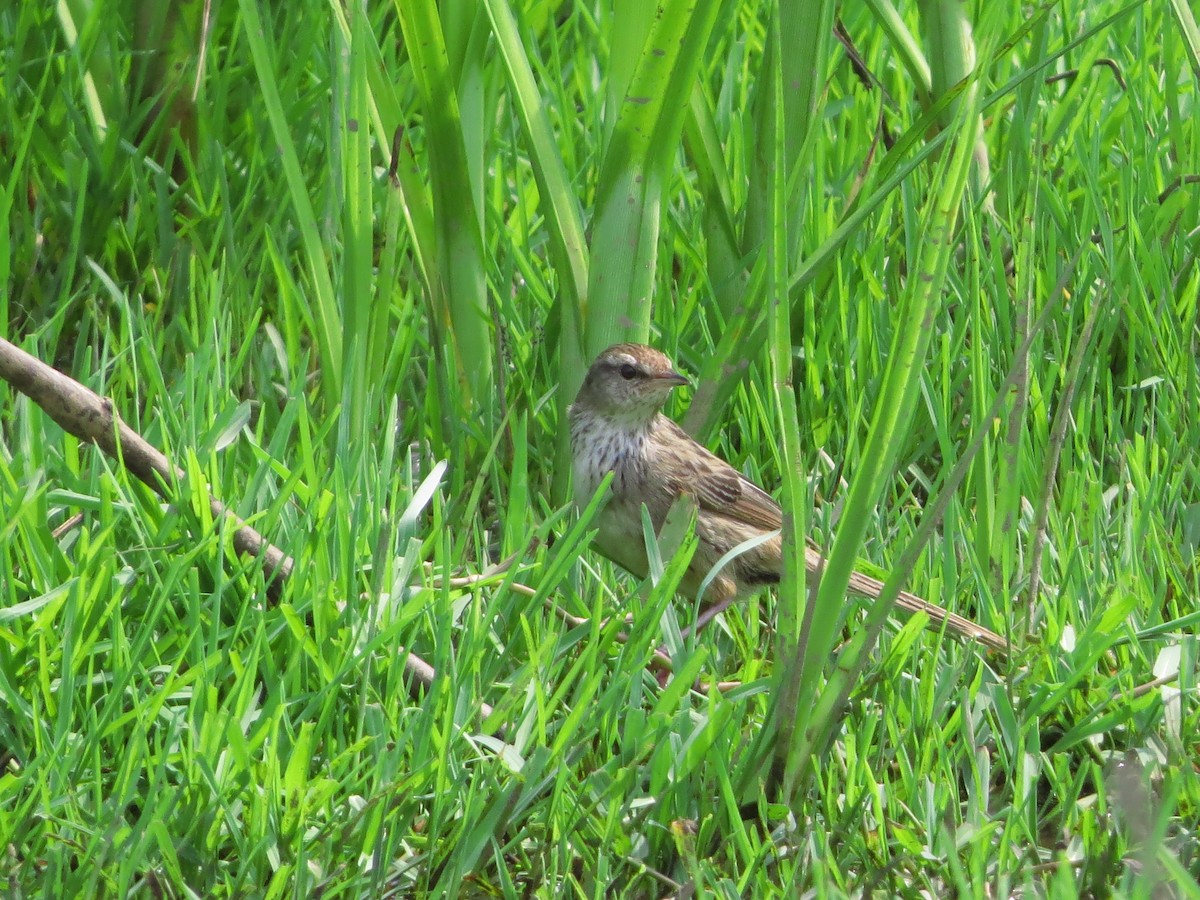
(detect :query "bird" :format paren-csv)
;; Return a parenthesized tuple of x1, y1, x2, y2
(567, 342, 1008, 653)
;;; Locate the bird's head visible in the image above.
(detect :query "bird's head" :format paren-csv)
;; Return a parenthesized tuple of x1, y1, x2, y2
(572, 343, 689, 426)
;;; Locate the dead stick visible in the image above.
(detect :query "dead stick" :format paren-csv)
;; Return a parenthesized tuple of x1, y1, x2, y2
(0, 338, 486, 719)
(0, 338, 291, 581)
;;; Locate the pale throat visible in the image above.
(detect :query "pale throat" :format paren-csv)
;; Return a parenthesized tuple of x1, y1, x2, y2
(569, 406, 658, 503)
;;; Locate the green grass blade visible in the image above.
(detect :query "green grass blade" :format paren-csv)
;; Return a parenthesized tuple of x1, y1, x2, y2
(1169, 0, 1200, 80)
(743, 0, 836, 263)
(783, 48, 986, 798)
(761, 3, 811, 802)
(336, 2, 377, 441)
(583, 0, 725, 353)
(236, 0, 342, 393)
(482, 0, 590, 496)
(393, 0, 493, 418)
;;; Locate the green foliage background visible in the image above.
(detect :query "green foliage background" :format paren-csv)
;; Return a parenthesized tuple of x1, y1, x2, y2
(1, 0, 1198, 895)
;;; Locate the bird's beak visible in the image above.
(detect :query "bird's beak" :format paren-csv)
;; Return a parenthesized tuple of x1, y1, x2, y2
(657, 370, 689, 388)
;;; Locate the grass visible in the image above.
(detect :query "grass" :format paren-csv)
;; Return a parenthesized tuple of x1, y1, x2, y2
(2, 0, 1199, 896)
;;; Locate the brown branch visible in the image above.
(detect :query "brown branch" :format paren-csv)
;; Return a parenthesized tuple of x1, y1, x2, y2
(0, 338, 488, 721)
(0, 338, 292, 583)
(1158, 174, 1200, 205)
(1044, 58, 1127, 91)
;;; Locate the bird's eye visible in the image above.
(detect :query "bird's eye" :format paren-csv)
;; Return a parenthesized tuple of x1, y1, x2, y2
(619, 364, 638, 380)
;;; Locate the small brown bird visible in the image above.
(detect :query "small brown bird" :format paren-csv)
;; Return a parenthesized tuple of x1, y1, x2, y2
(568, 342, 1008, 653)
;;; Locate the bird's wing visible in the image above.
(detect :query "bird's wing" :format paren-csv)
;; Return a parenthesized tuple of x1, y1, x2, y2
(658, 419, 784, 532)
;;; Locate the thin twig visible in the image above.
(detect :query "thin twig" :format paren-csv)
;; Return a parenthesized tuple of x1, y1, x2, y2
(1025, 285, 1107, 630)
(51, 512, 86, 541)
(1044, 58, 1127, 91)
(1127, 672, 1179, 701)
(0, 338, 485, 720)
(0, 338, 292, 586)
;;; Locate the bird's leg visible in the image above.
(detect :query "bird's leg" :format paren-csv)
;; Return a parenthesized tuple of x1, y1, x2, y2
(677, 574, 739, 641)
